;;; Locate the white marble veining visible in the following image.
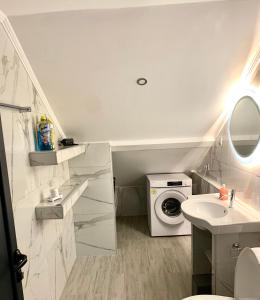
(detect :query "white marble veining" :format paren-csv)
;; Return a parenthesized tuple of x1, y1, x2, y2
(197, 121, 260, 212)
(0, 19, 76, 300)
(29, 144, 86, 166)
(35, 175, 89, 220)
(69, 143, 117, 256)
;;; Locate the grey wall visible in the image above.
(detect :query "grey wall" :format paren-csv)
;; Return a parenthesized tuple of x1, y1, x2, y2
(113, 146, 210, 215)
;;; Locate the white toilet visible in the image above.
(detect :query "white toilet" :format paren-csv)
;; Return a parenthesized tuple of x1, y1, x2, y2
(183, 247, 260, 300)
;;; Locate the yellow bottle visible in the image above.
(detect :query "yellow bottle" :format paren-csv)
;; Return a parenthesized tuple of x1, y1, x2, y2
(37, 115, 55, 151)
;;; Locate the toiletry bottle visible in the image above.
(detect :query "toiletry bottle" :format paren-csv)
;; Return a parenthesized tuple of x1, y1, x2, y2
(37, 115, 55, 151)
(48, 117, 55, 150)
(219, 184, 228, 200)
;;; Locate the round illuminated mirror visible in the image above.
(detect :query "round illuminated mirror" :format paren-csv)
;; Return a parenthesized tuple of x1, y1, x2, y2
(230, 95, 260, 157)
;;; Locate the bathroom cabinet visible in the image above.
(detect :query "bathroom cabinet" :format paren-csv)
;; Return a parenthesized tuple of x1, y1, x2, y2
(192, 225, 260, 296)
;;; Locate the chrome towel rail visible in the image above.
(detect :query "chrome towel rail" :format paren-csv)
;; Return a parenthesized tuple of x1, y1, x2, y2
(0, 103, 31, 112)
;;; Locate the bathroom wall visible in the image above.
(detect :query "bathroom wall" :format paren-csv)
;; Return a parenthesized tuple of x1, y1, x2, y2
(113, 146, 210, 215)
(196, 42, 260, 211)
(69, 143, 116, 256)
(0, 15, 76, 300)
(198, 113, 260, 212)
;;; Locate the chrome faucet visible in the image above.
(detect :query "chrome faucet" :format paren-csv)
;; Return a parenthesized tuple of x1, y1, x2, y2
(229, 189, 236, 208)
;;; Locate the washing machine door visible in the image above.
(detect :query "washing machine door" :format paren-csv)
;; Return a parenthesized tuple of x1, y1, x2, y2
(154, 190, 187, 225)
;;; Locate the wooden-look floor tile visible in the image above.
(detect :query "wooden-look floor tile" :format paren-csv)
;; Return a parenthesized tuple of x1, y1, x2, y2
(61, 216, 192, 300)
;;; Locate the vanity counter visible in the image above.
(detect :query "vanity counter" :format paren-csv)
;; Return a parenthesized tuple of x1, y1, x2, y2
(182, 193, 260, 234)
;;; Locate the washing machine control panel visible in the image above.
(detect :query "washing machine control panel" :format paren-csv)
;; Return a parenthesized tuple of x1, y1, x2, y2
(147, 173, 192, 188)
(167, 181, 182, 186)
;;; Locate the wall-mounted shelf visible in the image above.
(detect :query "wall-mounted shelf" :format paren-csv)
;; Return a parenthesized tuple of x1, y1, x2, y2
(35, 175, 88, 220)
(29, 144, 85, 166)
(110, 137, 215, 152)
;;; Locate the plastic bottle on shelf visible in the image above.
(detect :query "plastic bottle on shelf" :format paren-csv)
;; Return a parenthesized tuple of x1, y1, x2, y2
(219, 184, 228, 200)
(37, 115, 55, 151)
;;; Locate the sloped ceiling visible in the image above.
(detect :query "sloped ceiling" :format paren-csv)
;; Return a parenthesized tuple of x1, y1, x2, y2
(8, 0, 260, 142)
(0, 0, 227, 16)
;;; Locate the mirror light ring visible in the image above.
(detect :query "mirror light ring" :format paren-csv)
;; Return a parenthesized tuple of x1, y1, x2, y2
(227, 88, 260, 165)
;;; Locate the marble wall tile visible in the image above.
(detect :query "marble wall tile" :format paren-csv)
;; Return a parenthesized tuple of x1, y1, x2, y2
(23, 258, 54, 300)
(74, 212, 116, 256)
(0, 22, 76, 299)
(198, 123, 260, 212)
(74, 194, 114, 215)
(70, 143, 112, 172)
(69, 143, 116, 256)
(79, 174, 114, 205)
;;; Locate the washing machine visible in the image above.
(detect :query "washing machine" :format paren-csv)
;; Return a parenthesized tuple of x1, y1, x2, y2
(146, 173, 192, 237)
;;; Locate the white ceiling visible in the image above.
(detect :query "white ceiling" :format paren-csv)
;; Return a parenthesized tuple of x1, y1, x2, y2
(9, 0, 260, 142)
(0, 0, 226, 16)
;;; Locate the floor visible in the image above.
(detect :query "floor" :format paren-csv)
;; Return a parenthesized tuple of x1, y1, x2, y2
(61, 216, 192, 300)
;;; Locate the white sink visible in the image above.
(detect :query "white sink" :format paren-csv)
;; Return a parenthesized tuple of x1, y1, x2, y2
(181, 194, 260, 234)
(193, 202, 228, 219)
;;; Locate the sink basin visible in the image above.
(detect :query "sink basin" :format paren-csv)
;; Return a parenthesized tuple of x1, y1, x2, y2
(195, 202, 228, 219)
(181, 193, 260, 234)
